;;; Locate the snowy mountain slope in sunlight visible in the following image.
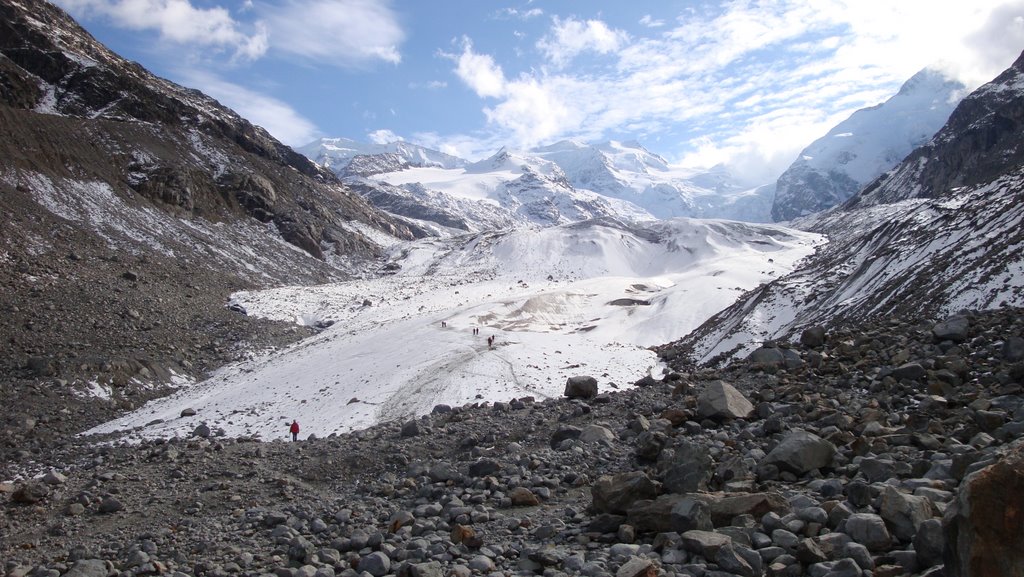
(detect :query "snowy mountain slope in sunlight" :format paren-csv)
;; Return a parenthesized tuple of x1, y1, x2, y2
(678, 173, 1024, 365)
(532, 140, 772, 222)
(296, 137, 466, 172)
(365, 149, 655, 230)
(86, 218, 823, 441)
(771, 68, 965, 221)
(304, 138, 774, 232)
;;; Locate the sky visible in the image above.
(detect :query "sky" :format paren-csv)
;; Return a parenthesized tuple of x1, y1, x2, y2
(55, 0, 1024, 184)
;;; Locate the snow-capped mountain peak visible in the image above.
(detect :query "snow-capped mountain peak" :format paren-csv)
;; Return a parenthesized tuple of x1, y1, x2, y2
(297, 137, 466, 173)
(771, 66, 966, 221)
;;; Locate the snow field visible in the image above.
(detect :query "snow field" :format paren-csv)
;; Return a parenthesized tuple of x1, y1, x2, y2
(87, 218, 823, 441)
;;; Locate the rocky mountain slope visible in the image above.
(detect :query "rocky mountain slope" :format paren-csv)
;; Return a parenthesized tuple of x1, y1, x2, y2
(3, 307, 1023, 577)
(667, 52, 1024, 366)
(771, 68, 965, 222)
(0, 0, 417, 446)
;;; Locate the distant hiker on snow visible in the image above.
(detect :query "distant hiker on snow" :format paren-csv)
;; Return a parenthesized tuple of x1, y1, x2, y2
(289, 419, 300, 441)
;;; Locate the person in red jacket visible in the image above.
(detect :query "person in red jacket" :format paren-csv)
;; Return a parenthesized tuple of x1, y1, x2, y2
(289, 419, 300, 441)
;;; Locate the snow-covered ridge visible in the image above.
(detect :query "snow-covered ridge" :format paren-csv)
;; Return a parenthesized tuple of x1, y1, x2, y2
(87, 218, 823, 441)
(306, 138, 775, 232)
(679, 170, 1024, 365)
(297, 137, 466, 172)
(771, 67, 966, 221)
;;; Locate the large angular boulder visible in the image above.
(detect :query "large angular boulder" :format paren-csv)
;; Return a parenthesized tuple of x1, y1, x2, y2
(944, 439, 1024, 577)
(626, 494, 688, 533)
(747, 346, 803, 370)
(845, 513, 893, 552)
(697, 381, 754, 420)
(564, 376, 598, 399)
(708, 492, 791, 527)
(661, 440, 712, 493)
(800, 326, 827, 348)
(592, 471, 659, 514)
(761, 430, 836, 475)
(879, 486, 935, 542)
(933, 316, 970, 343)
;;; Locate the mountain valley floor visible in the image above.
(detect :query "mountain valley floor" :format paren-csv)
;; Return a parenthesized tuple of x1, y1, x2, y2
(2, 306, 1023, 577)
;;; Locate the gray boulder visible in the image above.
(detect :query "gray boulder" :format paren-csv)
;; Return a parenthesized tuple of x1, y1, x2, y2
(670, 496, 713, 533)
(845, 513, 892, 552)
(1003, 336, 1024, 361)
(681, 530, 733, 558)
(933, 316, 970, 342)
(580, 424, 616, 444)
(893, 362, 927, 381)
(748, 346, 804, 370)
(761, 430, 836, 475)
(715, 543, 759, 577)
(63, 560, 111, 577)
(914, 518, 945, 569)
(592, 471, 659, 514)
(800, 326, 827, 347)
(357, 552, 391, 577)
(697, 380, 754, 420)
(400, 419, 421, 437)
(564, 375, 598, 399)
(615, 556, 657, 577)
(662, 440, 712, 493)
(879, 485, 934, 542)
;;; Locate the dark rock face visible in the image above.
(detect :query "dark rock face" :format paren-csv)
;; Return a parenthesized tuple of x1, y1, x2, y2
(943, 439, 1024, 577)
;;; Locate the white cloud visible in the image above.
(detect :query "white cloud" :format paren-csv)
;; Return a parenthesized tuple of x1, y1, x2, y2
(537, 16, 629, 67)
(367, 129, 403, 144)
(484, 77, 576, 147)
(451, 39, 507, 98)
(56, 0, 268, 61)
(56, 0, 406, 68)
(179, 71, 319, 147)
(411, 131, 504, 162)
(261, 0, 404, 67)
(449, 0, 1024, 182)
(639, 15, 665, 28)
(501, 7, 543, 20)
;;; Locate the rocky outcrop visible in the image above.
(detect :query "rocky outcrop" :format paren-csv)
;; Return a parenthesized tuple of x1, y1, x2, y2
(943, 439, 1024, 577)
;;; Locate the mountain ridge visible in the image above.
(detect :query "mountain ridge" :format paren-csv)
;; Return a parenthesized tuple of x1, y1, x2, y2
(306, 137, 776, 230)
(771, 67, 966, 221)
(665, 52, 1024, 366)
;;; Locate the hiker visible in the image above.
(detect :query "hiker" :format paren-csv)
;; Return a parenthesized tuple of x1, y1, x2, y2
(289, 419, 300, 441)
(487, 335, 494, 349)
